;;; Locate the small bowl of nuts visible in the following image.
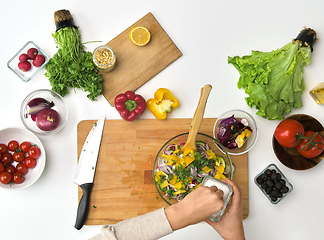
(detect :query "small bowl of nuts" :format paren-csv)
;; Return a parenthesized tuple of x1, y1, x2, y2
(92, 45, 116, 73)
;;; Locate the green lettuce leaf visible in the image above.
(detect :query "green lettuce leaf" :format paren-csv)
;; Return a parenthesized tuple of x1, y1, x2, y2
(228, 41, 312, 120)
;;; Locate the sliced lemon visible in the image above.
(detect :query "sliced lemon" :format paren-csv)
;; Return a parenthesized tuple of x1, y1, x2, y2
(129, 26, 151, 46)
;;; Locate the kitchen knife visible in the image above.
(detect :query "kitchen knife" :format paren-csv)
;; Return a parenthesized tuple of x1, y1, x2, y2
(74, 116, 105, 230)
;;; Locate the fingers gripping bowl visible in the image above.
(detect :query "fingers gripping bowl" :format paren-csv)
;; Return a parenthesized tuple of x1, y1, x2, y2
(153, 132, 233, 205)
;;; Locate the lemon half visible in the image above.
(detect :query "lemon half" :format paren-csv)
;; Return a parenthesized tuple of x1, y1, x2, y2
(129, 26, 151, 46)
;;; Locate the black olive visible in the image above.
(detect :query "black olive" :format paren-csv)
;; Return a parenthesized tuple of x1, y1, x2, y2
(257, 176, 264, 184)
(271, 196, 278, 202)
(265, 169, 272, 176)
(266, 179, 274, 188)
(265, 187, 272, 194)
(276, 173, 282, 180)
(260, 173, 268, 181)
(275, 182, 282, 190)
(261, 183, 267, 189)
(270, 190, 278, 197)
(282, 186, 289, 193)
(271, 173, 277, 180)
(277, 192, 283, 198)
(280, 179, 286, 185)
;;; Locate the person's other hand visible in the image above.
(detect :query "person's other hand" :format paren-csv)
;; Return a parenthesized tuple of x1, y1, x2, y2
(206, 179, 245, 240)
(165, 185, 225, 230)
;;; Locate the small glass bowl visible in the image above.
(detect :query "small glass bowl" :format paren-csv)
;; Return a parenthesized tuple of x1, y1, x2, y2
(7, 41, 49, 82)
(20, 89, 67, 135)
(213, 109, 258, 155)
(153, 132, 233, 206)
(254, 163, 293, 204)
(92, 45, 116, 73)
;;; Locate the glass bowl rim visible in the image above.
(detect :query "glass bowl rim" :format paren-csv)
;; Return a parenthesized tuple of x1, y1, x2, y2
(153, 132, 233, 206)
(213, 109, 259, 155)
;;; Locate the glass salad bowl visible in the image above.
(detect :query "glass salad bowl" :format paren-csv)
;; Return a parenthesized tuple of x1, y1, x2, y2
(213, 109, 258, 155)
(153, 132, 233, 206)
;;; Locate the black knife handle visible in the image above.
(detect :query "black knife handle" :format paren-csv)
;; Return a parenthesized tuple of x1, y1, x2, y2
(74, 183, 93, 230)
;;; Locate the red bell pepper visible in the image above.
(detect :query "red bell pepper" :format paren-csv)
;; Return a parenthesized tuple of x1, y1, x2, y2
(114, 91, 146, 121)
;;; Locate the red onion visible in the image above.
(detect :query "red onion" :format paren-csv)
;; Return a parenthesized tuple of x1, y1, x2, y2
(27, 98, 54, 115)
(36, 109, 61, 131)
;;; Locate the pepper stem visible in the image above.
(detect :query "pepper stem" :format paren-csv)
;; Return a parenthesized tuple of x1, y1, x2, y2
(125, 100, 137, 111)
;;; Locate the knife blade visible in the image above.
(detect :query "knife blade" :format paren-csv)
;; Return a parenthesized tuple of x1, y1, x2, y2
(74, 116, 105, 230)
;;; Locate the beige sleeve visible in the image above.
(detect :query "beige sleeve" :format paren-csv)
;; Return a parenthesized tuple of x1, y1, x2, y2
(89, 208, 173, 240)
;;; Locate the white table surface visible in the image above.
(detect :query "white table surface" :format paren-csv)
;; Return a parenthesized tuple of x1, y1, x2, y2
(1, 0, 324, 239)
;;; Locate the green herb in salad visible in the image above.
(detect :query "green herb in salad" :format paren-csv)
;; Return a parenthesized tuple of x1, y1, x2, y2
(154, 141, 231, 201)
(228, 28, 317, 120)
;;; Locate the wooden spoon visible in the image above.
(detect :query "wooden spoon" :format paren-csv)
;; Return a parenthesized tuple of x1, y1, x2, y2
(181, 84, 212, 152)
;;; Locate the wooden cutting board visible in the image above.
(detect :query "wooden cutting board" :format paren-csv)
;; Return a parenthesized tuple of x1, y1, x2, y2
(101, 12, 182, 106)
(77, 118, 249, 225)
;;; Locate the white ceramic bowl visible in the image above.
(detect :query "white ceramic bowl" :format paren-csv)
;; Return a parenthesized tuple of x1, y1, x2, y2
(0, 127, 46, 190)
(213, 109, 258, 155)
(20, 89, 67, 135)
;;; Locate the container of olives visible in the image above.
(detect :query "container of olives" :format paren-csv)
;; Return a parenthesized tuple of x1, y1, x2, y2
(254, 163, 293, 204)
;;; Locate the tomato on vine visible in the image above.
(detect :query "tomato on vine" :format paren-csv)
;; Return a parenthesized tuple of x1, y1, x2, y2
(296, 131, 324, 158)
(274, 119, 305, 148)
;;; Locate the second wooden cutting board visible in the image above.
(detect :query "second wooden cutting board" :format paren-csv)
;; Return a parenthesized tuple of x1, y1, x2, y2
(77, 118, 249, 225)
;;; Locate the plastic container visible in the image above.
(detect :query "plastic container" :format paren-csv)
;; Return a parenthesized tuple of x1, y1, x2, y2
(201, 176, 233, 221)
(7, 41, 49, 82)
(254, 164, 293, 204)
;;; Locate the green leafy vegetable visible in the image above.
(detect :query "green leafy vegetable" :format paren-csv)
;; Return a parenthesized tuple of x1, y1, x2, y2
(45, 27, 104, 101)
(228, 28, 317, 120)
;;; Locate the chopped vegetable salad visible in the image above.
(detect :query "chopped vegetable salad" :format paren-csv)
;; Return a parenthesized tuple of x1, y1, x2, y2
(154, 141, 231, 201)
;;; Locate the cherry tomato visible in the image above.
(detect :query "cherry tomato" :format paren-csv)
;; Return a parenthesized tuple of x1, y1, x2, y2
(0, 172, 12, 184)
(25, 157, 37, 168)
(274, 119, 305, 148)
(8, 140, 19, 152)
(16, 162, 28, 175)
(5, 165, 16, 174)
(20, 141, 32, 153)
(12, 172, 25, 184)
(0, 143, 8, 154)
(27, 146, 40, 159)
(13, 151, 25, 163)
(296, 131, 324, 158)
(1, 152, 13, 165)
(0, 163, 4, 174)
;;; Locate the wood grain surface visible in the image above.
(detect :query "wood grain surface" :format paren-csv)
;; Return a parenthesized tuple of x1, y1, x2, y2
(101, 12, 182, 106)
(77, 118, 249, 225)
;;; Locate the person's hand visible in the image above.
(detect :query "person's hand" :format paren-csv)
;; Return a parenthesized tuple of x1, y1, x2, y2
(165, 185, 225, 231)
(206, 178, 245, 240)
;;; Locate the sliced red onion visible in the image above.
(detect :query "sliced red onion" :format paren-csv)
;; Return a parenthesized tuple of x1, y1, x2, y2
(27, 97, 54, 115)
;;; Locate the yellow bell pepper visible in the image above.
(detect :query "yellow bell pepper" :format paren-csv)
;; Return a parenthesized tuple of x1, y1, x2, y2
(147, 88, 179, 120)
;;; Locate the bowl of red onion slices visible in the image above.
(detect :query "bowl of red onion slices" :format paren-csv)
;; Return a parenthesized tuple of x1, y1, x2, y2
(153, 132, 233, 205)
(213, 109, 258, 155)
